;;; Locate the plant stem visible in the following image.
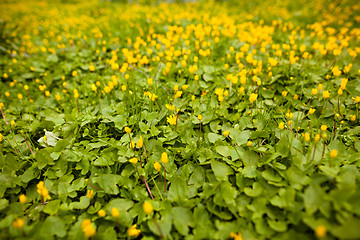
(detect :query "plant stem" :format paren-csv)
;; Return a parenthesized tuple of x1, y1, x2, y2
(21, 132, 34, 155)
(152, 216, 164, 239)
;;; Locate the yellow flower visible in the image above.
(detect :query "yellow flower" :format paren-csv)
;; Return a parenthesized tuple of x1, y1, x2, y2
(321, 125, 327, 131)
(318, 84, 323, 90)
(161, 152, 168, 164)
(11, 120, 15, 126)
(72, 70, 77, 77)
(24, 85, 29, 90)
(230, 231, 243, 240)
(350, 115, 356, 121)
(314, 134, 321, 142)
(174, 84, 179, 91)
(154, 162, 161, 171)
(323, 90, 330, 99)
(304, 133, 310, 142)
(121, 85, 127, 91)
(41, 187, 51, 201)
(293, 94, 299, 100)
(0, 132, 3, 142)
(18, 94, 23, 100)
(112, 208, 120, 218)
(174, 91, 182, 99)
(91, 84, 97, 92)
(81, 219, 96, 238)
(182, 85, 189, 90)
(166, 104, 175, 111)
(198, 115, 203, 121)
(0, 102, 3, 110)
(167, 114, 177, 125)
(128, 224, 141, 238)
(338, 88, 343, 95)
(223, 130, 230, 137)
(143, 201, 153, 215)
(86, 189, 94, 199)
(282, 91, 288, 97)
(55, 93, 61, 101)
(137, 136, 143, 148)
(13, 218, 25, 229)
(279, 122, 284, 130)
(74, 92, 79, 99)
(89, 64, 95, 72)
(249, 93, 258, 103)
(147, 78, 153, 85)
(340, 78, 348, 90)
(309, 108, 316, 114)
(124, 127, 131, 133)
(19, 194, 27, 204)
(5, 92, 10, 97)
(98, 209, 106, 217)
(330, 149, 337, 158)
(355, 96, 360, 103)
(246, 141, 252, 147)
(45, 91, 50, 97)
(129, 157, 138, 164)
(311, 88, 318, 95)
(315, 225, 326, 238)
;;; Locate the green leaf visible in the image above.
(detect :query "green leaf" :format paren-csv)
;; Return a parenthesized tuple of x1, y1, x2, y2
(304, 183, 324, 215)
(36, 148, 54, 169)
(42, 216, 66, 237)
(267, 219, 287, 232)
(70, 196, 90, 209)
(113, 115, 127, 130)
(211, 159, 234, 180)
(208, 133, 224, 143)
(172, 207, 192, 235)
(168, 177, 188, 202)
(244, 182, 262, 197)
(43, 200, 61, 215)
(215, 146, 230, 157)
(92, 174, 120, 195)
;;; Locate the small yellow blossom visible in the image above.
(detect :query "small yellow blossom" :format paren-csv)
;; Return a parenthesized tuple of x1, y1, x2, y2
(309, 108, 316, 114)
(98, 209, 106, 217)
(55, 93, 61, 101)
(143, 201, 153, 215)
(311, 88, 318, 95)
(321, 125, 327, 131)
(86, 189, 94, 199)
(167, 114, 177, 125)
(112, 208, 120, 218)
(223, 130, 230, 137)
(81, 219, 96, 238)
(198, 115, 203, 121)
(72, 70, 77, 77)
(128, 224, 141, 238)
(13, 218, 25, 229)
(137, 136, 143, 148)
(161, 152, 168, 164)
(129, 157, 138, 164)
(304, 133, 310, 142)
(330, 149, 337, 158)
(315, 225, 326, 238)
(350, 115, 356, 121)
(19, 194, 27, 204)
(18, 94, 23, 100)
(154, 162, 161, 171)
(246, 141, 252, 147)
(279, 122, 284, 130)
(323, 90, 330, 99)
(249, 93, 258, 103)
(124, 127, 131, 133)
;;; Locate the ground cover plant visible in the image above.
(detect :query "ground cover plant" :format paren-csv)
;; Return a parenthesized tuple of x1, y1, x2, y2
(0, 0, 360, 239)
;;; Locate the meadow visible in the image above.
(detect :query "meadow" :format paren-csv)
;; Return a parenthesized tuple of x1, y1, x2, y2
(0, 0, 360, 239)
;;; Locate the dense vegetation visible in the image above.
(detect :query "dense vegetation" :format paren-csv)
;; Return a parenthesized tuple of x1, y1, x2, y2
(0, 0, 360, 239)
